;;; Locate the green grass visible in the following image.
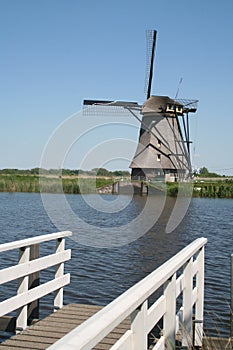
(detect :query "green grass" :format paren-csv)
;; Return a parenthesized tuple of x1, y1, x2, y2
(148, 180, 233, 198)
(0, 174, 40, 193)
(193, 180, 233, 198)
(0, 174, 114, 194)
(1, 174, 233, 198)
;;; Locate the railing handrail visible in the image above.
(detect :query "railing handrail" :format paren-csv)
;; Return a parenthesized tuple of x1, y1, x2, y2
(0, 231, 72, 332)
(0, 230, 72, 253)
(48, 237, 207, 350)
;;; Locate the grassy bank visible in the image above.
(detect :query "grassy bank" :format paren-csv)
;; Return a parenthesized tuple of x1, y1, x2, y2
(165, 180, 233, 198)
(193, 180, 233, 198)
(0, 174, 114, 194)
(1, 174, 233, 198)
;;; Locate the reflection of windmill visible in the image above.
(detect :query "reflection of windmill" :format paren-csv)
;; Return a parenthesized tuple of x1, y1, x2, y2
(84, 30, 198, 182)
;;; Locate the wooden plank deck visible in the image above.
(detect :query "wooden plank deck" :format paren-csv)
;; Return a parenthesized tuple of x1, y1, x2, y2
(0, 307, 232, 350)
(0, 304, 130, 350)
(202, 337, 233, 350)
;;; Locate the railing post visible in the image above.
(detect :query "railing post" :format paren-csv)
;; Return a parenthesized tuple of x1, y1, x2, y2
(194, 247, 205, 347)
(130, 300, 148, 350)
(163, 273, 176, 350)
(182, 257, 193, 347)
(16, 246, 30, 332)
(28, 243, 40, 323)
(54, 237, 65, 311)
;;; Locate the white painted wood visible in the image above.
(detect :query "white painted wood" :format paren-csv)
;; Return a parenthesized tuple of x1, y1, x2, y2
(0, 231, 72, 334)
(163, 273, 176, 350)
(0, 231, 72, 253)
(176, 306, 183, 333)
(48, 238, 207, 350)
(16, 246, 30, 331)
(0, 274, 70, 317)
(130, 300, 147, 350)
(182, 257, 193, 347)
(146, 295, 165, 333)
(193, 259, 198, 275)
(176, 314, 179, 334)
(194, 246, 205, 347)
(192, 286, 198, 305)
(175, 273, 184, 298)
(54, 237, 65, 310)
(151, 336, 165, 350)
(110, 330, 133, 349)
(0, 250, 71, 285)
(28, 243, 40, 321)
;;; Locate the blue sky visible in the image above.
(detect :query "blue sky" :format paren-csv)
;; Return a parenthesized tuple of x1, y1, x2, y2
(0, 0, 233, 174)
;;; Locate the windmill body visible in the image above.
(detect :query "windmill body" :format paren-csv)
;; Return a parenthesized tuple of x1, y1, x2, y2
(130, 95, 191, 182)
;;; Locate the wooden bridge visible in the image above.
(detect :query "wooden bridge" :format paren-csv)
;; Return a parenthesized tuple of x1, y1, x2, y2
(0, 231, 228, 349)
(0, 303, 130, 349)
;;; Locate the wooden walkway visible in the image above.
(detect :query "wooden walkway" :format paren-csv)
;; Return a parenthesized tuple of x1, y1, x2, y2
(2, 234, 228, 349)
(0, 304, 130, 350)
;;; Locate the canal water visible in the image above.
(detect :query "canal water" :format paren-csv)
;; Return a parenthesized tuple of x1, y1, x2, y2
(0, 192, 232, 338)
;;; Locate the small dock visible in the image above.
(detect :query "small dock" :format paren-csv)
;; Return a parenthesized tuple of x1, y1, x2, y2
(0, 232, 232, 349)
(97, 180, 149, 195)
(0, 304, 130, 349)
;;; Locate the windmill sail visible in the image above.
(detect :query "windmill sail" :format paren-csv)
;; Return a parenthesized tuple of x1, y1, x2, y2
(145, 30, 157, 100)
(82, 29, 198, 183)
(130, 29, 198, 183)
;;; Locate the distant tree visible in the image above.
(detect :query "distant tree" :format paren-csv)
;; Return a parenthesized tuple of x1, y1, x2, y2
(198, 166, 220, 178)
(31, 168, 40, 174)
(92, 168, 110, 177)
(1, 168, 19, 174)
(112, 170, 130, 177)
(0, 167, 131, 178)
(199, 167, 209, 176)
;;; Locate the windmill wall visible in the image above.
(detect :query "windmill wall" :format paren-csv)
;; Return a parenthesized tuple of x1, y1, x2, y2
(130, 96, 191, 182)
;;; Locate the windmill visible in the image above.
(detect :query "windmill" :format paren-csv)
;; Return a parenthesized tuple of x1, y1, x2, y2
(83, 30, 198, 182)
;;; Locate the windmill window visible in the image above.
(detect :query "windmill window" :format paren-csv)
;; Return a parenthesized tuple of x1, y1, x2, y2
(176, 106, 183, 113)
(166, 104, 175, 112)
(157, 154, 161, 161)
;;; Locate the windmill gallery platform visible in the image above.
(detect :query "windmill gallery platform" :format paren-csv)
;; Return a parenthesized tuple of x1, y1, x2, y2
(0, 232, 232, 349)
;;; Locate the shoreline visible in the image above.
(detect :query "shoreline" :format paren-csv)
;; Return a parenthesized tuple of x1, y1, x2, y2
(0, 174, 232, 198)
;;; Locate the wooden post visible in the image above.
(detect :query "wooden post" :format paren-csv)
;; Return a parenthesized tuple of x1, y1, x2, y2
(182, 257, 193, 347)
(164, 273, 176, 350)
(28, 244, 40, 323)
(194, 247, 205, 347)
(231, 254, 233, 339)
(16, 246, 30, 332)
(130, 300, 148, 350)
(54, 237, 65, 311)
(112, 182, 119, 194)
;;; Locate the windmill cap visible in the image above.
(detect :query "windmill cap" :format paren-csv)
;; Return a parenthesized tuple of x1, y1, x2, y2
(142, 95, 182, 114)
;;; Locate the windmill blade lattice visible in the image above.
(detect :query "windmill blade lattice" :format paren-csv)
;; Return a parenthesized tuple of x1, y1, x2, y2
(83, 100, 141, 116)
(144, 30, 157, 99)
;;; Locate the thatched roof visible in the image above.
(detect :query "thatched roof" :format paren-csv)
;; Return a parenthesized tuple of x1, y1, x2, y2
(141, 95, 182, 114)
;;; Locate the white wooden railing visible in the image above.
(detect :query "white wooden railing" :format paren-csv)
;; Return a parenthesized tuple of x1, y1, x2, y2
(48, 237, 207, 350)
(0, 231, 72, 332)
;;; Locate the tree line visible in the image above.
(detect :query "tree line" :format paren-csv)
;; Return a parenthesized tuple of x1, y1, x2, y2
(194, 167, 224, 178)
(0, 168, 130, 177)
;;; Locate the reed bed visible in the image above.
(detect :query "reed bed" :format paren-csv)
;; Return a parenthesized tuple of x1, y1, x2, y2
(0, 174, 233, 198)
(0, 174, 113, 194)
